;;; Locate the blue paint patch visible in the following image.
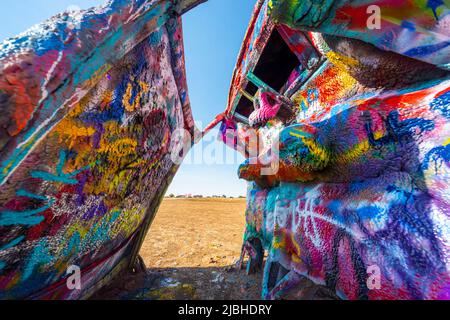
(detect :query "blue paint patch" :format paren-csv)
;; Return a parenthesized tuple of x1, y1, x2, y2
(149, 27, 163, 45)
(84, 210, 121, 245)
(367, 111, 435, 147)
(0, 236, 25, 252)
(63, 232, 81, 257)
(16, 189, 48, 201)
(0, 206, 49, 227)
(31, 150, 90, 185)
(404, 41, 450, 58)
(430, 89, 450, 118)
(22, 239, 54, 281)
(427, 0, 444, 20)
(356, 206, 382, 220)
(422, 145, 450, 172)
(80, 92, 125, 125)
(328, 200, 341, 214)
(401, 20, 416, 31)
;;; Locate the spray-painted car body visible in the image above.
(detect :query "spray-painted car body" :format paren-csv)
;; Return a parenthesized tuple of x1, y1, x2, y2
(0, 0, 205, 299)
(223, 0, 450, 299)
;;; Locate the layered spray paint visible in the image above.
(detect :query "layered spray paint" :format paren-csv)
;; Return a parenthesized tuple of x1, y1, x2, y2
(0, 0, 205, 299)
(224, 0, 450, 299)
(269, 0, 450, 70)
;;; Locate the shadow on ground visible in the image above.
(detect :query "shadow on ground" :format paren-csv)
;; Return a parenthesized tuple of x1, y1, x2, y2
(91, 263, 339, 300)
(91, 265, 263, 300)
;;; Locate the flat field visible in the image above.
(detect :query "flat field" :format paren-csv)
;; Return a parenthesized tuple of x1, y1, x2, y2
(140, 198, 247, 269)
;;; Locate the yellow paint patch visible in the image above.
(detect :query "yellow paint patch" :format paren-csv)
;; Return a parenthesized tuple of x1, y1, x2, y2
(334, 139, 371, 164)
(273, 237, 285, 250)
(293, 93, 308, 111)
(109, 207, 145, 239)
(443, 138, 450, 146)
(122, 81, 149, 112)
(66, 224, 89, 239)
(289, 131, 303, 138)
(322, 53, 358, 104)
(301, 136, 330, 165)
(326, 51, 359, 69)
(290, 232, 301, 258)
(272, 227, 286, 250)
(289, 127, 311, 138)
(55, 121, 96, 148)
(98, 138, 137, 159)
(374, 130, 384, 140)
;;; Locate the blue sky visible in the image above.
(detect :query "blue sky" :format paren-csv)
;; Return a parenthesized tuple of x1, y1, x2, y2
(0, 0, 254, 197)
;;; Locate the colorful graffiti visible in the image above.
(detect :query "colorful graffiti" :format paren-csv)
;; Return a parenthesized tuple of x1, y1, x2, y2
(224, 0, 450, 299)
(1, 0, 449, 301)
(269, 0, 450, 70)
(0, 0, 205, 299)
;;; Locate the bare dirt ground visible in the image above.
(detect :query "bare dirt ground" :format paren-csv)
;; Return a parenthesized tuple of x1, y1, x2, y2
(93, 198, 263, 300)
(141, 198, 248, 269)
